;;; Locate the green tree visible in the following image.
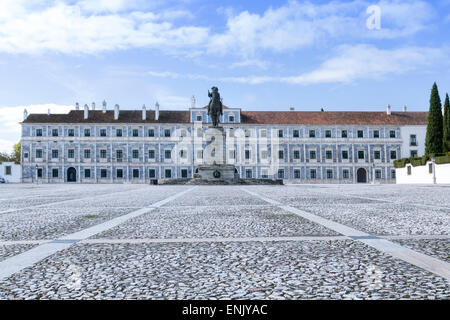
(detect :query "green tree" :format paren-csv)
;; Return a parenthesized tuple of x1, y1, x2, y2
(11, 142, 21, 164)
(443, 93, 450, 153)
(425, 82, 443, 154)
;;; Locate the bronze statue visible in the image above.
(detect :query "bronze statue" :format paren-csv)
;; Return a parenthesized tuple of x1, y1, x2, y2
(208, 86, 223, 127)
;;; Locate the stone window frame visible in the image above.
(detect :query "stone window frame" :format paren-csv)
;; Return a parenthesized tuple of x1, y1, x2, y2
(51, 128, 59, 137)
(278, 149, 284, 160)
(277, 169, 284, 179)
(310, 168, 317, 179)
(99, 148, 107, 159)
(389, 130, 396, 138)
(147, 128, 155, 137)
(309, 149, 317, 160)
(68, 149, 75, 159)
(245, 168, 253, 179)
(181, 168, 188, 178)
(341, 149, 349, 161)
(165, 168, 172, 178)
(132, 128, 139, 137)
(179, 149, 187, 159)
(390, 149, 397, 160)
(36, 149, 43, 159)
(149, 168, 156, 178)
(148, 149, 156, 161)
(100, 128, 107, 137)
(116, 128, 123, 137)
(357, 129, 364, 138)
(325, 149, 333, 161)
(373, 129, 380, 139)
(132, 168, 140, 178)
(410, 134, 417, 146)
(116, 168, 124, 179)
(68, 128, 75, 137)
(228, 114, 235, 122)
(164, 149, 172, 160)
(116, 149, 123, 161)
(132, 149, 140, 160)
(375, 169, 382, 179)
(36, 128, 43, 137)
(245, 129, 251, 138)
(309, 129, 316, 138)
(84, 168, 91, 178)
(245, 149, 251, 160)
(278, 129, 283, 138)
(51, 149, 59, 159)
(84, 148, 91, 160)
(325, 129, 332, 138)
(341, 129, 348, 138)
(293, 149, 301, 160)
(100, 168, 108, 178)
(357, 149, 365, 160)
(164, 128, 171, 138)
(293, 129, 300, 138)
(294, 169, 301, 179)
(260, 149, 268, 160)
(260, 129, 267, 138)
(373, 148, 382, 161)
(52, 168, 59, 178)
(343, 169, 350, 179)
(326, 169, 333, 179)
(196, 113, 203, 122)
(180, 128, 187, 137)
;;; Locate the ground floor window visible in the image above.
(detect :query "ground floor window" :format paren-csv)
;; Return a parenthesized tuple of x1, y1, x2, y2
(37, 168, 43, 178)
(133, 169, 139, 178)
(165, 169, 172, 178)
(117, 169, 123, 178)
(261, 169, 268, 179)
(294, 169, 301, 179)
(100, 169, 107, 178)
(343, 169, 349, 179)
(246, 169, 252, 178)
(310, 169, 316, 179)
(391, 170, 396, 179)
(85, 169, 91, 178)
(326, 169, 333, 179)
(277, 169, 284, 179)
(149, 169, 156, 178)
(181, 169, 188, 178)
(5, 166, 12, 175)
(375, 169, 381, 179)
(52, 169, 58, 178)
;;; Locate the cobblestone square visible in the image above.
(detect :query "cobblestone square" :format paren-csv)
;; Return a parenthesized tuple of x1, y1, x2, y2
(0, 184, 448, 299)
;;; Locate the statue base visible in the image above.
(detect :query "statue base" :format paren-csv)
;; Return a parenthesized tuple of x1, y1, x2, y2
(194, 164, 238, 180)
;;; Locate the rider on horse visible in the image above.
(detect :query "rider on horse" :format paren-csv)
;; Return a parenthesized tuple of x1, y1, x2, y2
(208, 86, 223, 127)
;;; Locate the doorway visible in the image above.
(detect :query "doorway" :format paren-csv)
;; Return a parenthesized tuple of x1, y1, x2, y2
(357, 168, 367, 183)
(67, 167, 77, 182)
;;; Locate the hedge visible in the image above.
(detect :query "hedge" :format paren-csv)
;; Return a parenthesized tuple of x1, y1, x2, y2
(394, 152, 450, 168)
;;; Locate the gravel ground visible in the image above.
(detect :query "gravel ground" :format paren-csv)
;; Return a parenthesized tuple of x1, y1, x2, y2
(0, 244, 38, 262)
(0, 241, 448, 300)
(93, 205, 338, 239)
(392, 239, 450, 263)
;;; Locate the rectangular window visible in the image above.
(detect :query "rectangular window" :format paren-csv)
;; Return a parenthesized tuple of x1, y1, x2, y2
(310, 169, 316, 179)
(116, 150, 123, 160)
(391, 170, 396, 179)
(164, 129, 171, 137)
(310, 150, 316, 160)
(246, 169, 252, 178)
(229, 150, 235, 159)
(358, 150, 365, 160)
(148, 150, 155, 159)
(68, 149, 75, 159)
(196, 115, 202, 121)
(85, 169, 91, 178)
(24, 153, 29, 159)
(278, 129, 283, 138)
(52, 168, 58, 178)
(181, 169, 188, 178)
(374, 150, 381, 160)
(343, 169, 349, 179)
(341, 130, 347, 138)
(374, 130, 380, 138)
(133, 169, 139, 178)
(132, 150, 139, 159)
(148, 129, 154, 137)
(342, 150, 348, 160)
(357, 130, 364, 138)
(100, 129, 106, 137)
(390, 130, 396, 138)
(410, 134, 417, 146)
(52, 150, 59, 159)
(260, 129, 267, 138)
(410, 150, 418, 157)
(326, 169, 333, 179)
(390, 150, 397, 160)
(245, 150, 251, 160)
(277, 169, 284, 179)
(294, 169, 301, 179)
(261, 150, 267, 159)
(36, 128, 42, 136)
(117, 169, 123, 178)
(37, 168, 42, 178)
(375, 170, 381, 179)
(309, 130, 315, 138)
(149, 169, 156, 178)
(165, 169, 172, 178)
(116, 129, 123, 137)
(68, 129, 74, 137)
(84, 129, 90, 137)
(325, 130, 331, 138)
(52, 129, 58, 137)
(132, 129, 139, 137)
(245, 130, 251, 138)
(278, 150, 284, 159)
(229, 115, 234, 122)
(101, 169, 107, 178)
(5, 166, 12, 175)
(180, 129, 187, 137)
(326, 150, 332, 160)
(294, 150, 300, 159)
(36, 149, 43, 158)
(261, 169, 269, 179)
(164, 150, 171, 159)
(293, 129, 299, 138)
(100, 149, 107, 159)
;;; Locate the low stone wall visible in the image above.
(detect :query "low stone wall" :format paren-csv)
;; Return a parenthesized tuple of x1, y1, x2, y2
(396, 161, 450, 184)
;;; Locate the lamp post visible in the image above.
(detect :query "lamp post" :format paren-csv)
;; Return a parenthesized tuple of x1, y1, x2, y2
(372, 162, 375, 184)
(431, 156, 436, 184)
(35, 164, 38, 184)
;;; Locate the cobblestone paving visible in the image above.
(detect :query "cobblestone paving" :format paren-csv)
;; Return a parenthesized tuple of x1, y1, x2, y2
(0, 184, 449, 300)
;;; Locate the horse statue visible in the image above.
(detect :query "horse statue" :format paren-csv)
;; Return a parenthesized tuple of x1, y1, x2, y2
(208, 86, 223, 127)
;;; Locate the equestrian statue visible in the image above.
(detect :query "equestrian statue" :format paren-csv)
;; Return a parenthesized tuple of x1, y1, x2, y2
(208, 86, 223, 127)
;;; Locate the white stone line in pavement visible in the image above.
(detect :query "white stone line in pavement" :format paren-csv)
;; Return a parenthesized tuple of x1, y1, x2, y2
(381, 235, 450, 240)
(0, 240, 51, 245)
(81, 236, 348, 244)
(0, 186, 148, 215)
(241, 188, 450, 281)
(0, 187, 197, 281)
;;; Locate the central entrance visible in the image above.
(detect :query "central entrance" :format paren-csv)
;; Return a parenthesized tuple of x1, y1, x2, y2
(357, 168, 367, 183)
(67, 167, 77, 182)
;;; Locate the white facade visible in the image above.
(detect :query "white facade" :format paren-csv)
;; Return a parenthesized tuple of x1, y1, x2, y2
(400, 125, 427, 158)
(0, 162, 21, 183)
(396, 161, 450, 184)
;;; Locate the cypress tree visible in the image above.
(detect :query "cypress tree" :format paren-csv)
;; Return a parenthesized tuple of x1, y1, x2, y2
(425, 82, 443, 154)
(443, 93, 450, 153)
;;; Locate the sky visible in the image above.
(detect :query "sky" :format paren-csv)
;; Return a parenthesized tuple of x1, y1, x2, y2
(1, 0, 450, 152)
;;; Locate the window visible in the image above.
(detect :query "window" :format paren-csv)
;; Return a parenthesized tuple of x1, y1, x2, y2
(391, 170, 396, 179)
(410, 134, 417, 146)
(229, 115, 234, 122)
(196, 115, 202, 121)
(325, 130, 331, 138)
(84, 169, 91, 178)
(245, 150, 251, 160)
(164, 129, 171, 137)
(245, 130, 251, 138)
(164, 150, 171, 159)
(180, 129, 187, 137)
(116, 150, 123, 160)
(52, 129, 58, 137)
(342, 150, 348, 160)
(341, 130, 347, 138)
(277, 169, 284, 179)
(165, 169, 172, 178)
(375, 170, 381, 179)
(229, 150, 235, 159)
(293, 130, 299, 138)
(294, 169, 301, 179)
(132, 150, 139, 159)
(390, 130, 396, 138)
(36, 149, 43, 158)
(358, 150, 365, 160)
(374, 130, 379, 138)
(149, 169, 156, 178)
(37, 168, 43, 178)
(246, 169, 252, 178)
(374, 150, 381, 160)
(132, 129, 139, 137)
(52, 150, 59, 159)
(36, 128, 42, 136)
(294, 150, 300, 159)
(181, 169, 188, 178)
(148, 150, 155, 159)
(326, 150, 332, 160)
(310, 150, 316, 160)
(278, 150, 284, 159)
(197, 150, 203, 159)
(52, 169, 58, 178)
(343, 169, 349, 179)
(68, 129, 74, 137)
(133, 169, 139, 178)
(84, 129, 90, 137)
(100, 129, 106, 137)
(390, 150, 397, 160)
(407, 166, 411, 175)
(116, 129, 122, 137)
(24, 153, 29, 159)
(310, 169, 316, 179)
(326, 169, 333, 179)
(100, 149, 107, 159)
(357, 130, 364, 138)
(101, 169, 107, 178)
(68, 149, 75, 159)
(410, 150, 418, 157)
(148, 129, 154, 137)
(261, 150, 267, 159)
(278, 129, 283, 138)
(117, 169, 123, 178)
(260, 129, 267, 138)
(5, 166, 12, 175)
(309, 130, 315, 138)
(261, 169, 269, 179)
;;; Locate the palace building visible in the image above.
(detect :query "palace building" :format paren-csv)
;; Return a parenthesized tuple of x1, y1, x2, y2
(20, 99, 427, 183)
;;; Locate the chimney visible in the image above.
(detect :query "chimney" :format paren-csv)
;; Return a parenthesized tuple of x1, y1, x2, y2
(102, 100, 107, 113)
(386, 104, 391, 115)
(84, 104, 89, 119)
(155, 101, 159, 121)
(114, 104, 119, 120)
(402, 105, 407, 112)
(75, 102, 80, 110)
(142, 104, 146, 120)
(48, 108, 51, 115)
(23, 108, 28, 120)
(92, 102, 96, 110)
(191, 96, 196, 108)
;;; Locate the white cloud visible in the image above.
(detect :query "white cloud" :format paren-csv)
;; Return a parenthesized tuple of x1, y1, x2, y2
(0, 104, 73, 153)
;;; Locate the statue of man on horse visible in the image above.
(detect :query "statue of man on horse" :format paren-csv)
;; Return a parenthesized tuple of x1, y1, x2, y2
(208, 86, 223, 127)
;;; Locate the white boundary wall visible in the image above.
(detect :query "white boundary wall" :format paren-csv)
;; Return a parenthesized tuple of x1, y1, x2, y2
(0, 162, 21, 183)
(396, 161, 450, 184)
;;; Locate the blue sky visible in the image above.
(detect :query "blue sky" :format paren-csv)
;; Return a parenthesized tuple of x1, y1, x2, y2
(1, 0, 450, 152)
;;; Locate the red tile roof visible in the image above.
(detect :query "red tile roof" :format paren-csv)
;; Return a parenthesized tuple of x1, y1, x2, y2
(22, 110, 428, 125)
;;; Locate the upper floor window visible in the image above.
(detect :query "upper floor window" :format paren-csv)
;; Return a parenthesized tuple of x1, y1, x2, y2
(260, 129, 267, 138)
(293, 129, 299, 138)
(100, 149, 107, 159)
(245, 130, 251, 138)
(357, 130, 364, 138)
(410, 134, 417, 146)
(68, 129, 74, 137)
(52, 129, 58, 137)
(410, 150, 418, 157)
(309, 130, 316, 138)
(374, 150, 381, 160)
(196, 115, 202, 121)
(341, 130, 347, 138)
(229, 115, 234, 122)
(390, 150, 397, 160)
(132, 129, 139, 137)
(310, 150, 316, 160)
(229, 150, 236, 159)
(84, 149, 91, 159)
(148, 129, 154, 137)
(325, 130, 331, 138)
(164, 150, 172, 159)
(84, 129, 90, 137)
(52, 150, 59, 159)
(326, 150, 332, 160)
(36, 128, 43, 137)
(36, 149, 43, 158)
(293, 150, 300, 159)
(68, 149, 75, 159)
(278, 129, 283, 138)
(116, 150, 123, 159)
(100, 129, 107, 137)
(358, 150, 365, 159)
(326, 169, 333, 179)
(180, 129, 187, 137)
(164, 129, 171, 137)
(373, 130, 380, 138)
(116, 129, 122, 137)
(278, 150, 284, 159)
(342, 150, 349, 160)
(390, 130, 396, 138)
(180, 150, 187, 158)
(261, 150, 268, 159)
(245, 150, 251, 159)
(132, 150, 139, 159)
